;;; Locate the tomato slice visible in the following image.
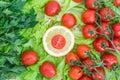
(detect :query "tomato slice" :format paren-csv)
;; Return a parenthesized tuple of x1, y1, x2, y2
(51, 34, 66, 49)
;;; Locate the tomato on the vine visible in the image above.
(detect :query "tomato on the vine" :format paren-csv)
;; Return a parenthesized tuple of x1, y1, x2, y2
(68, 66, 83, 80)
(93, 37, 109, 52)
(96, 22, 110, 36)
(21, 50, 38, 66)
(82, 24, 96, 38)
(85, 0, 100, 10)
(113, 37, 120, 51)
(99, 8, 114, 22)
(101, 53, 118, 69)
(91, 67, 105, 80)
(82, 57, 95, 71)
(112, 22, 120, 37)
(77, 44, 90, 59)
(62, 13, 76, 28)
(40, 61, 56, 78)
(79, 75, 92, 80)
(44, 1, 60, 16)
(65, 52, 79, 66)
(113, 0, 120, 6)
(82, 10, 96, 24)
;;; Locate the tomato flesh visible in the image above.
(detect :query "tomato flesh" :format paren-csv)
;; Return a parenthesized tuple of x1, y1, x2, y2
(21, 50, 38, 66)
(44, 1, 60, 16)
(40, 61, 56, 78)
(114, 0, 120, 6)
(79, 75, 92, 80)
(101, 53, 118, 69)
(73, 0, 83, 3)
(51, 34, 66, 49)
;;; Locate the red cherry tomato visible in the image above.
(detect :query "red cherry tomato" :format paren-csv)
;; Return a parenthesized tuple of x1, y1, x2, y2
(73, 0, 83, 3)
(91, 67, 105, 80)
(101, 53, 118, 69)
(68, 66, 83, 80)
(113, 37, 120, 51)
(77, 44, 90, 59)
(44, 1, 60, 16)
(21, 50, 38, 66)
(97, 22, 110, 36)
(40, 61, 56, 78)
(93, 37, 109, 52)
(62, 13, 76, 28)
(82, 10, 96, 24)
(79, 75, 92, 80)
(85, 0, 100, 10)
(82, 24, 96, 38)
(112, 23, 120, 37)
(114, 0, 120, 6)
(99, 8, 114, 22)
(82, 57, 95, 71)
(65, 52, 79, 66)
(51, 34, 66, 49)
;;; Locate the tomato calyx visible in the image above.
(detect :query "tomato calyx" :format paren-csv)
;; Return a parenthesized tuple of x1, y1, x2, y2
(101, 42, 108, 49)
(88, 29, 95, 36)
(94, 1, 100, 9)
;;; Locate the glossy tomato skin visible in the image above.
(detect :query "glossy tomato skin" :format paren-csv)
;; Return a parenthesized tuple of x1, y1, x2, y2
(21, 50, 38, 66)
(114, 0, 120, 6)
(65, 52, 79, 66)
(85, 0, 100, 10)
(82, 57, 95, 71)
(77, 44, 90, 59)
(44, 1, 60, 16)
(82, 10, 96, 24)
(68, 66, 83, 80)
(112, 23, 120, 37)
(40, 61, 56, 78)
(73, 0, 83, 3)
(113, 37, 120, 50)
(101, 53, 118, 69)
(93, 37, 109, 52)
(91, 67, 105, 80)
(79, 75, 93, 80)
(99, 8, 114, 22)
(97, 22, 110, 36)
(62, 13, 76, 28)
(82, 25, 96, 38)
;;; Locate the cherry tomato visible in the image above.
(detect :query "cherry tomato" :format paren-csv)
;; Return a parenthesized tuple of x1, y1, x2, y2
(62, 13, 76, 28)
(44, 1, 60, 16)
(91, 67, 105, 80)
(112, 23, 120, 37)
(85, 0, 100, 10)
(82, 57, 95, 71)
(82, 24, 96, 38)
(77, 44, 90, 59)
(40, 61, 56, 78)
(99, 8, 114, 22)
(112, 37, 120, 51)
(101, 53, 118, 69)
(97, 22, 110, 36)
(73, 0, 83, 3)
(68, 66, 83, 80)
(82, 10, 96, 24)
(79, 75, 92, 80)
(21, 50, 38, 66)
(93, 37, 109, 52)
(65, 52, 79, 66)
(51, 34, 66, 49)
(114, 0, 120, 6)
